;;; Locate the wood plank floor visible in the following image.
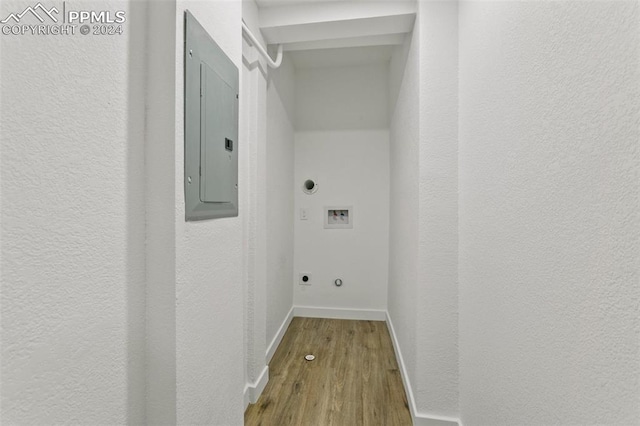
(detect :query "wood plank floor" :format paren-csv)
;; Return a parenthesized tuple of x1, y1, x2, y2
(245, 317, 412, 426)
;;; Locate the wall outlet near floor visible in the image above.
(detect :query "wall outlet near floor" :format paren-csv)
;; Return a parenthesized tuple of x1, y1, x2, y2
(299, 273, 312, 285)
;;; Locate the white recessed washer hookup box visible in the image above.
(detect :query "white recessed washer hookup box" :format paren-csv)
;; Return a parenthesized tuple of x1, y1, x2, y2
(324, 206, 353, 229)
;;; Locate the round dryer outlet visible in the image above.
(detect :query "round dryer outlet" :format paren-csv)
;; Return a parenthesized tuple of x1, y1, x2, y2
(299, 273, 311, 285)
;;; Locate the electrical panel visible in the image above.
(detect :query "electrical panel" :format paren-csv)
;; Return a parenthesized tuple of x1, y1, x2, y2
(184, 10, 239, 221)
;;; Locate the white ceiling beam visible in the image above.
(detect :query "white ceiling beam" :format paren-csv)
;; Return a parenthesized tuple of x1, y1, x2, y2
(282, 33, 406, 51)
(258, 1, 416, 29)
(260, 13, 415, 45)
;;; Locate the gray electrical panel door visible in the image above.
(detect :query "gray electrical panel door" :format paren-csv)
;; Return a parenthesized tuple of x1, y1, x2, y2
(200, 62, 236, 203)
(185, 10, 239, 221)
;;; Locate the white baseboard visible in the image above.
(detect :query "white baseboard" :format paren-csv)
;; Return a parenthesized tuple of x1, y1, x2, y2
(252, 365, 269, 403)
(294, 306, 386, 321)
(415, 415, 460, 426)
(266, 306, 294, 363)
(244, 386, 250, 410)
(385, 312, 419, 420)
(243, 365, 269, 408)
(385, 312, 460, 426)
(246, 307, 295, 410)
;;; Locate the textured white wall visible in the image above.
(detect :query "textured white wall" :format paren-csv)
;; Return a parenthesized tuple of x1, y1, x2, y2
(416, 1, 458, 417)
(295, 63, 389, 131)
(388, 23, 420, 411)
(294, 130, 390, 311)
(1, 0, 273, 423)
(0, 0, 146, 423)
(459, 2, 640, 425)
(174, 2, 245, 424)
(388, 1, 459, 421)
(241, 0, 295, 402)
(145, 0, 177, 422)
(241, 0, 269, 404)
(266, 55, 295, 345)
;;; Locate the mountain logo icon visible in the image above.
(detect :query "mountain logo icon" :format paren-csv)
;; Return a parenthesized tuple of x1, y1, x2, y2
(1, 3, 59, 24)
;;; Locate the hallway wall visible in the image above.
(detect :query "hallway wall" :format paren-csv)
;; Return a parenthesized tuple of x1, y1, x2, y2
(145, 0, 177, 422)
(458, 2, 640, 424)
(388, 1, 459, 422)
(0, 0, 146, 423)
(241, 0, 296, 406)
(416, 1, 459, 416)
(388, 18, 420, 420)
(2, 0, 247, 423)
(241, 0, 269, 407)
(265, 52, 296, 349)
(172, 1, 245, 424)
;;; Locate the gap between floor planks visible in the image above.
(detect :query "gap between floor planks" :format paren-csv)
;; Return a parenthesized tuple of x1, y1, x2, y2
(245, 317, 412, 426)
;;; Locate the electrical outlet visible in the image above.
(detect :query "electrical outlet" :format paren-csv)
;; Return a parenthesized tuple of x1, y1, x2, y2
(299, 273, 311, 285)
